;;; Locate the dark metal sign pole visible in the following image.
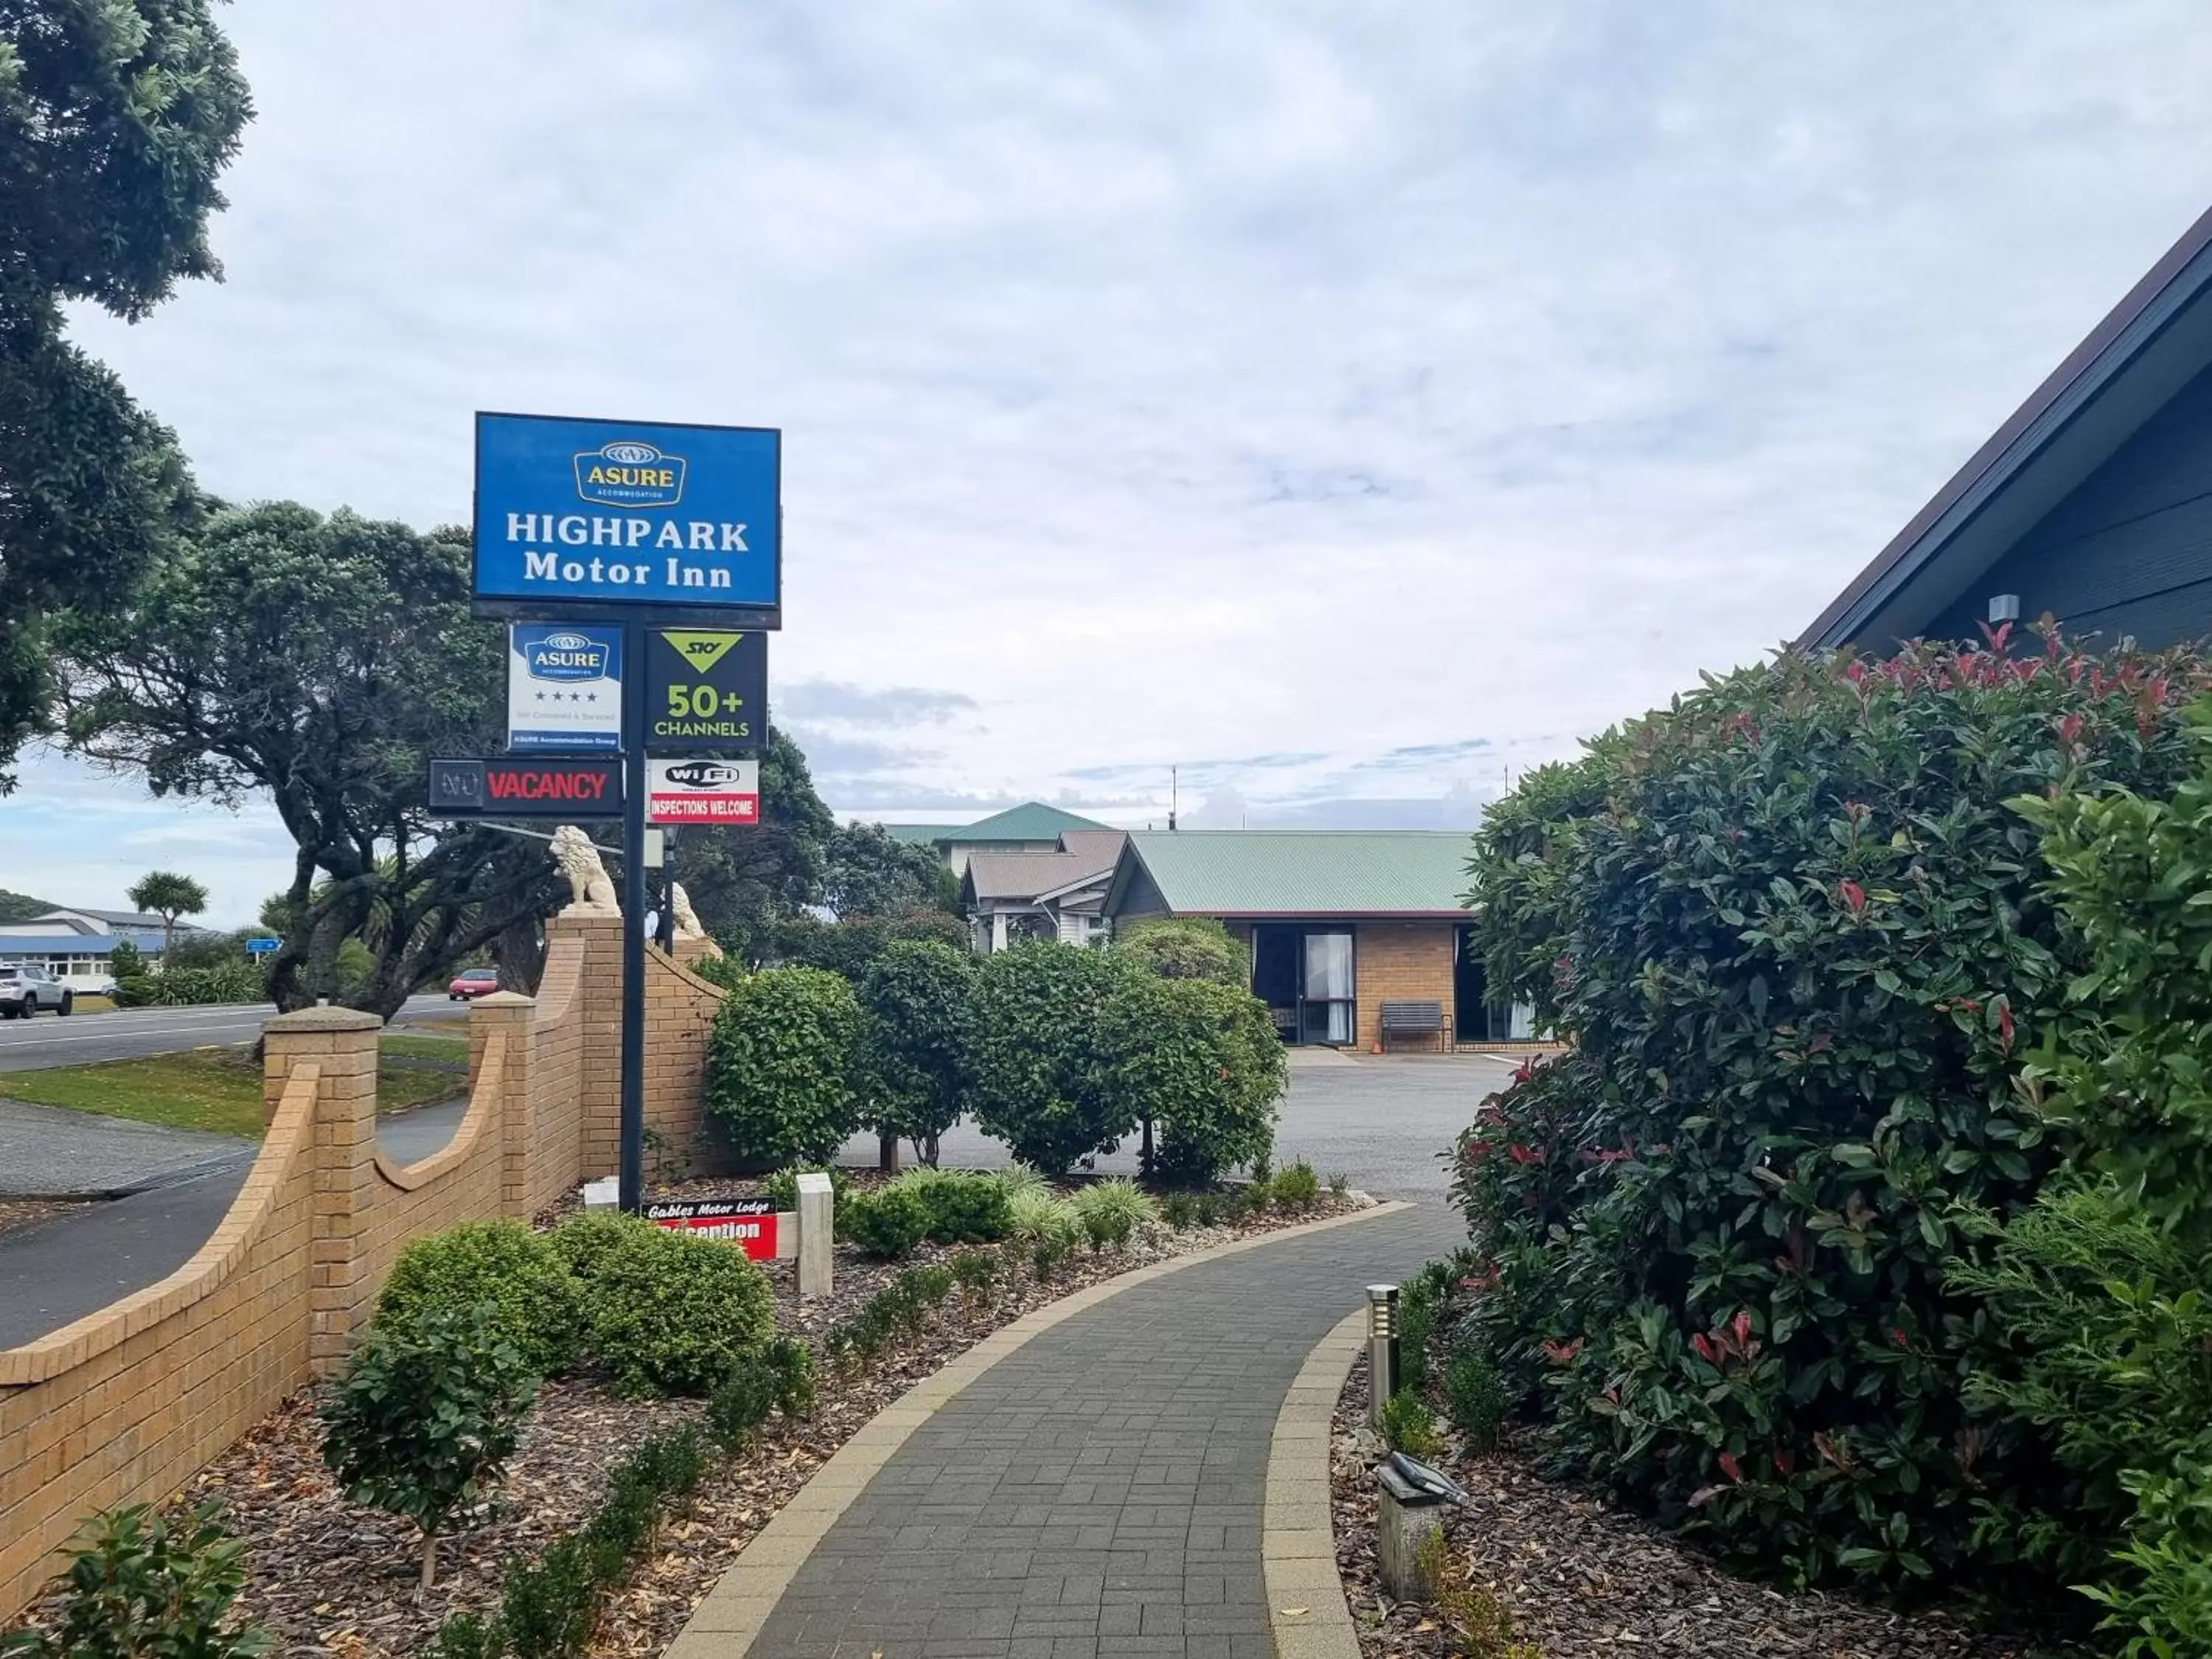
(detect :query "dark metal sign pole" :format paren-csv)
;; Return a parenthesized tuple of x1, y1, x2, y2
(618, 619, 649, 1214)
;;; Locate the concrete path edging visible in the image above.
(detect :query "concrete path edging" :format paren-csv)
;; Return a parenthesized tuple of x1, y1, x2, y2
(1265, 1308, 1366, 1659)
(669, 1199, 1412, 1659)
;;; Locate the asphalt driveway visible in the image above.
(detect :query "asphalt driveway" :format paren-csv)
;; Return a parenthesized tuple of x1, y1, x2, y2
(0, 994, 454, 1072)
(832, 1050, 1519, 1200)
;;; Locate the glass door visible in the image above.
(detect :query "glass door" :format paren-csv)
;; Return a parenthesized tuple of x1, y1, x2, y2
(1299, 931, 1354, 1045)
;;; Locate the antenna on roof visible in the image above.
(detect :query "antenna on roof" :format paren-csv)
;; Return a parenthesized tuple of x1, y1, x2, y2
(1169, 764, 1178, 832)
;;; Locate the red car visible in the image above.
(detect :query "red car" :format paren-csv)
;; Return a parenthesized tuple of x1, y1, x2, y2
(448, 968, 501, 1000)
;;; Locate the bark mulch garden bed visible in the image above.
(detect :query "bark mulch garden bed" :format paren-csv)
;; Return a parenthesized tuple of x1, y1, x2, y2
(1327, 1354, 2068, 1659)
(21, 1176, 1365, 1659)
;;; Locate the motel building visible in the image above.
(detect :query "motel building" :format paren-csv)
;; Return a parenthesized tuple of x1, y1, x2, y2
(0, 906, 184, 994)
(1098, 830, 1537, 1051)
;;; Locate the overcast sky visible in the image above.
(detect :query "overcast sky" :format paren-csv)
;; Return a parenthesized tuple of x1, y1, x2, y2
(8, 1, 2212, 925)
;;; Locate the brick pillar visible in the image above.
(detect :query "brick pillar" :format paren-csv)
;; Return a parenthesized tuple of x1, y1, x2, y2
(548, 910, 625, 1176)
(262, 1006, 383, 1377)
(670, 936, 722, 967)
(467, 991, 535, 1217)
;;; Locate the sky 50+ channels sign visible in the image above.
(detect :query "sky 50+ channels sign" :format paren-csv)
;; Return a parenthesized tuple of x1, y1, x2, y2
(472, 412, 781, 626)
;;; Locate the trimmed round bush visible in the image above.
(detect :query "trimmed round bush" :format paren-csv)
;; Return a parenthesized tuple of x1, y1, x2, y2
(966, 942, 1144, 1174)
(1112, 917, 1248, 985)
(375, 1218, 582, 1377)
(843, 1185, 929, 1260)
(887, 1167, 1012, 1244)
(1096, 974, 1284, 1184)
(566, 1216, 775, 1396)
(704, 967, 865, 1166)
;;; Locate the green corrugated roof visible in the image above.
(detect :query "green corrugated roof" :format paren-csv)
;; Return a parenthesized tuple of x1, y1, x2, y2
(946, 802, 1108, 844)
(1116, 830, 1472, 917)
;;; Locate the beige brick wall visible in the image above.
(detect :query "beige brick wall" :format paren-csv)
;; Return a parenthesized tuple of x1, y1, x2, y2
(0, 906, 736, 1618)
(1352, 922, 1458, 1051)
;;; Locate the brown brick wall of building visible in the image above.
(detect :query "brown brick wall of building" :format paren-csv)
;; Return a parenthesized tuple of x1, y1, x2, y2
(1352, 922, 1458, 1051)
(0, 906, 736, 1618)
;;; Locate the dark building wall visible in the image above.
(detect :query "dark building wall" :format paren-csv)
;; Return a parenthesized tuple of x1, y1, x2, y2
(1924, 360, 2212, 649)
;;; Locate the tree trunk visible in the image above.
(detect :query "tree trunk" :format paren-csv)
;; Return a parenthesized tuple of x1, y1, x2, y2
(925, 1130, 940, 1168)
(1141, 1116, 1155, 1179)
(877, 1132, 900, 1174)
(420, 1528, 439, 1590)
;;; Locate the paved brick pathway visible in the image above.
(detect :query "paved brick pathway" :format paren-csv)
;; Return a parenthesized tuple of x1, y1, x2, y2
(725, 1202, 1459, 1659)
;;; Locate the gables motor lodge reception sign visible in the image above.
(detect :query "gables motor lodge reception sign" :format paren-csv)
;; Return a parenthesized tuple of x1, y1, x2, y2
(472, 412, 782, 624)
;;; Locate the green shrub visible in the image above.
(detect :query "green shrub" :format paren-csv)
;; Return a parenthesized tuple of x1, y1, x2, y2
(760, 1164, 851, 1214)
(1096, 973, 1284, 1183)
(950, 1248, 998, 1309)
(321, 1303, 537, 1589)
(1273, 1161, 1320, 1211)
(764, 1335, 815, 1419)
(994, 1162, 1049, 1202)
(377, 1218, 581, 1378)
(703, 967, 863, 1166)
(1030, 1232, 1073, 1281)
(2081, 1461, 2212, 1657)
(1071, 1178, 1155, 1250)
(1112, 917, 1247, 984)
(1329, 1171, 1349, 1197)
(1378, 1391, 1444, 1461)
(549, 1210, 636, 1284)
(1163, 1191, 1200, 1231)
(1454, 632, 2211, 1593)
(498, 1538, 594, 1659)
(113, 961, 265, 1006)
(856, 940, 976, 1159)
(426, 1612, 503, 1659)
(966, 942, 1142, 1173)
(771, 908, 969, 979)
(887, 1166, 1012, 1243)
(1443, 1345, 1510, 1453)
(568, 1218, 775, 1396)
(1397, 1265, 1447, 1393)
(1241, 1177, 1271, 1216)
(585, 1428, 704, 1560)
(844, 1184, 930, 1260)
(706, 1362, 778, 1452)
(4, 1501, 271, 1659)
(1006, 1186, 1082, 1248)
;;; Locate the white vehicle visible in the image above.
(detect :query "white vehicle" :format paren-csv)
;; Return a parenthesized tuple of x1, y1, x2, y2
(0, 964, 74, 1018)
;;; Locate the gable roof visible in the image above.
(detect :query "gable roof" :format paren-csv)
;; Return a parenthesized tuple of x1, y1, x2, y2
(943, 802, 1108, 844)
(34, 906, 202, 933)
(1804, 202, 2212, 650)
(1102, 831, 1472, 919)
(963, 830, 1128, 905)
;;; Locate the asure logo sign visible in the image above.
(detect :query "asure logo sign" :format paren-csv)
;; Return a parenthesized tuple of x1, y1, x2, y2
(574, 440, 686, 509)
(524, 630, 611, 681)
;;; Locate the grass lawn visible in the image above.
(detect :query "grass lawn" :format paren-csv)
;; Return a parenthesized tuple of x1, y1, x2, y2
(1, 1042, 468, 1140)
(379, 1033, 470, 1065)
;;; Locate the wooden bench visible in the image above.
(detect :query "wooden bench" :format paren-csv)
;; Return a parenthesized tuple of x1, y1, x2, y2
(1380, 1000, 1445, 1052)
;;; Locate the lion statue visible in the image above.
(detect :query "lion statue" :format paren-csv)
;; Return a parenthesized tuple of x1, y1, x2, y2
(550, 825, 619, 914)
(669, 882, 722, 957)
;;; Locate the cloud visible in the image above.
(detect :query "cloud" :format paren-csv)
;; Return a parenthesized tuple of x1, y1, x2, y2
(776, 680, 978, 727)
(13, 2, 2212, 908)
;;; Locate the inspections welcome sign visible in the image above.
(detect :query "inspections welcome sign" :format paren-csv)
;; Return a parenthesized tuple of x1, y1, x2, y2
(472, 412, 781, 625)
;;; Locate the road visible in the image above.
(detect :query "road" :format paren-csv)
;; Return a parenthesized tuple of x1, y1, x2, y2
(0, 993, 456, 1071)
(0, 1095, 468, 1349)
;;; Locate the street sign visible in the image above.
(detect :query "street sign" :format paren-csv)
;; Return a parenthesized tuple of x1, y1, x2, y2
(507, 625, 622, 751)
(427, 756, 623, 818)
(644, 628, 765, 752)
(646, 757, 759, 824)
(643, 1198, 777, 1261)
(245, 937, 279, 957)
(471, 412, 782, 627)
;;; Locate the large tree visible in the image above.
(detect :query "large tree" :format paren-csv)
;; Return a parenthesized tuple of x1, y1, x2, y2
(821, 821, 952, 918)
(0, 0, 252, 784)
(55, 501, 564, 1017)
(671, 725, 833, 956)
(125, 867, 204, 959)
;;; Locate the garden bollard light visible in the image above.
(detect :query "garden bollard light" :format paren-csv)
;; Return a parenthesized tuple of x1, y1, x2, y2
(1366, 1282, 1400, 1425)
